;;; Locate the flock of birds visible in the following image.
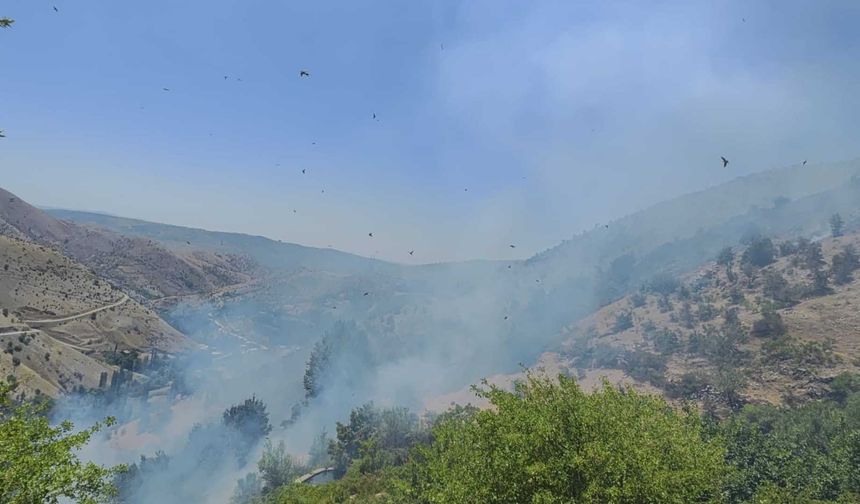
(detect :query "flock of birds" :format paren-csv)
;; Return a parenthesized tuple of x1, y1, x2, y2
(0, 9, 814, 267)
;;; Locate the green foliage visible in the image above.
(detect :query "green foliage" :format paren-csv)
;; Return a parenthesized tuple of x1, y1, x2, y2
(0, 381, 123, 503)
(223, 395, 273, 463)
(303, 322, 374, 400)
(721, 396, 860, 502)
(762, 336, 838, 368)
(646, 327, 681, 355)
(267, 469, 399, 503)
(830, 373, 860, 404)
(751, 309, 787, 338)
(742, 237, 777, 268)
(329, 404, 427, 478)
(308, 430, 333, 469)
(831, 246, 860, 285)
(646, 272, 681, 296)
(408, 374, 727, 503)
(763, 270, 801, 306)
(612, 310, 633, 332)
(259, 440, 304, 493)
(718, 246, 735, 267)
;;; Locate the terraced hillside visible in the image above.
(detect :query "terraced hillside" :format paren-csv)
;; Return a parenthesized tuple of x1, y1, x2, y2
(0, 234, 190, 398)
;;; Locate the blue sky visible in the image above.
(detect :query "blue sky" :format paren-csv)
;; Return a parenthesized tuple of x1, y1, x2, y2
(1, 1, 859, 262)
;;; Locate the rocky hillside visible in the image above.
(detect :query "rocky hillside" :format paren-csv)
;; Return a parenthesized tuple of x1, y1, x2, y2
(0, 187, 260, 301)
(0, 234, 191, 398)
(552, 227, 860, 412)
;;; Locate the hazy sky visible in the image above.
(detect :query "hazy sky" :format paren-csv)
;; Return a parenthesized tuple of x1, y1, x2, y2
(1, 1, 859, 262)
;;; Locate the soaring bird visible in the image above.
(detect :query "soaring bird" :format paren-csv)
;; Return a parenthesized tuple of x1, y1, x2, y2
(0, 18, 15, 28)
(162, 87, 170, 92)
(0, 130, 5, 138)
(300, 70, 310, 77)
(363, 292, 369, 296)
(373, 113, 377, 120)
(721, 156, 729, 168)
(509, 244, 516, 249)
(802, 160, 808, 166)
(53, 6, 59, 12)
(186, 241, 191, 245)
(302, 169, 306, 174)
(368, 233, 373, 238)
(408, 250, 414, 256)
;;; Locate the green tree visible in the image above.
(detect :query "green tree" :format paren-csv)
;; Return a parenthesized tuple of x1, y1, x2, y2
(258, 439, 302, 493)
(742, 237, 777, 268)
(409, 374, 727, 503)
(0, 381, 123, 503)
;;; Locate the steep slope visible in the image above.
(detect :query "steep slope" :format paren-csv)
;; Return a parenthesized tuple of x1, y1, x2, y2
(0, 187, 259, 301)
(551, 229, 860, 411)
(0, 234, 191, 398)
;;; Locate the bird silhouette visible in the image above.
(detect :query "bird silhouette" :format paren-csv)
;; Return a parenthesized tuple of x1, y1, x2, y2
(224, 76, 229, 80)
(721, 156, 729, 168)
(368, 233, 373, 238)
(300, 70, 310, 77)
(363, 292, 369, 296)
(0, 18, 14, 28)
(408, 250, 414, 256)
(604, 224, 609, 229)
(0, 130, 5, 138)
(509, 244, 516, 249)
(802, 160, 808, 166)
(373, 113, 377, 120)
(53, 6, 59, 12)
(504, 316, 508, 320)
(302, 169, 306, 174)
(162, 88, 170, 92)
(186, 241, 191, 245)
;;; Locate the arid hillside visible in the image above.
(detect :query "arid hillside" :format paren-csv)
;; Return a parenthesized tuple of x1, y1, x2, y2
(0, 187, 261, 301)
(0, 234, 191, 398)
(550, 227, 860, 412)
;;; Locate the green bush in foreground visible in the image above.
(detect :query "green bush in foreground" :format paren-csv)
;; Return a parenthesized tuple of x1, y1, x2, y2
(407, 374, 726, 504)
(0, 381, 123, 503)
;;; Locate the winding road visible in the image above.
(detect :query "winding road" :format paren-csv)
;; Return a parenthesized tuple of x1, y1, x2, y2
(21, 294, 129, 326)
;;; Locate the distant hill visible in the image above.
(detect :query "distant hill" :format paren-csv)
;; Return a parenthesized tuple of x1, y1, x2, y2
(0, 187, 258, 301)
(0, 234, 190, 398)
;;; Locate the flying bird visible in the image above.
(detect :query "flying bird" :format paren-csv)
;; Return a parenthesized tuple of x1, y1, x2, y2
(186, 241, 191, 245)
(721, 156, 729, 168)
(0, 130, 5, 138)
(53, 6, 59, 12)
(509, 244, 516, 249)
(802, 160, 808, 166)
(604, 224, 609, 229)
(408, 250, 414, 256)
(302, 169, 306, 174)
(0, 18, 15, 28)
(299, 70, 310, 77)
(504, 316, 508, 320)
(368, 233, 373, 238)
(363, 292, 369, 296)
(373, 113, 377, 120)
(162, 88, 170, 92)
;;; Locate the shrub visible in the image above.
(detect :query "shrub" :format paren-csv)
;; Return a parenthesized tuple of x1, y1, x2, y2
(612, 311, 634, 332)
(742, 237, 776, 268)
(647, 273, 681, 296)
(629, 292, 646, 308)
(751, 309, 787, 338)
(410, 374, 727, 503)
(831, 246, 860, 285)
